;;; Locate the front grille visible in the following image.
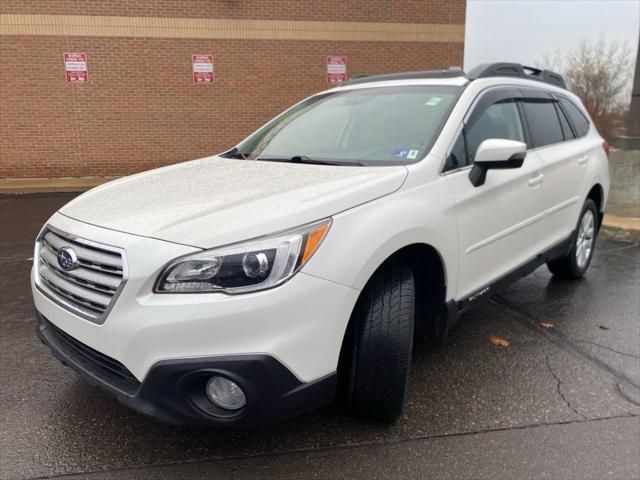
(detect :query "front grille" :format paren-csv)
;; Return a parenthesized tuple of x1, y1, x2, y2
(36, 226, 127, 323)
(41, 317, 141, 395)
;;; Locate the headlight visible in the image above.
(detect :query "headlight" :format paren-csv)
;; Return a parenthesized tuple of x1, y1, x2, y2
(155, 219, 331, 294)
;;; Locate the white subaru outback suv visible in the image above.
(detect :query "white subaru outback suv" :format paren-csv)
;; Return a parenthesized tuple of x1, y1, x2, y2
(33, 63, 609, 426)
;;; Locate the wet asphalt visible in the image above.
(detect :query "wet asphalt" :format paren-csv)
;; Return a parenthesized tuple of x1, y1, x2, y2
(0, 193, 639, 480)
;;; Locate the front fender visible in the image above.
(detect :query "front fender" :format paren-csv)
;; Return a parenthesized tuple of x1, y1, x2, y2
(302, 178, 459, 301)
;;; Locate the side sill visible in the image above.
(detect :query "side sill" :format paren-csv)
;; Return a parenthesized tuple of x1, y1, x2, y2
(455, 233, 574, 315)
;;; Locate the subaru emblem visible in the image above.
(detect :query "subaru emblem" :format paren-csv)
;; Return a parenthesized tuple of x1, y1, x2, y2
(57, 246, 79, 271)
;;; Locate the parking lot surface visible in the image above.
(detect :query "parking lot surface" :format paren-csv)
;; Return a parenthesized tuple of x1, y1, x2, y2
(1, 193, 639, 480)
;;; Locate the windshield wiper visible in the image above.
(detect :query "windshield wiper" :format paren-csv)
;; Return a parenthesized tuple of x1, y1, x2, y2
(257, 155, 364, 166)
(221, 147, 249, 159)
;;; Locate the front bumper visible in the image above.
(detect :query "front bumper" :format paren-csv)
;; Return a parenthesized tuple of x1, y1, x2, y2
(32, 213, 358, 425)
(37, 313, 336, 426)
(33, 213, 360, 384)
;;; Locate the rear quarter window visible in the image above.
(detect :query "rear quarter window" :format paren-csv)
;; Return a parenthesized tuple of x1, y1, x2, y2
(555, 103, 575, 140)
(521, 100, 564, 148)
(559, 97, 590, 137)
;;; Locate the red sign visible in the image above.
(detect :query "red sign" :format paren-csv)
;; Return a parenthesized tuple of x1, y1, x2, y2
(192, 54, 214, 84)
(326, 55, 347, 86)
(64, 53, 88, 83)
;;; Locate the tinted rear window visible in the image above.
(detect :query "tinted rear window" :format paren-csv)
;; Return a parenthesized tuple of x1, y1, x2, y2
(522, 100, 564, 148)
(559, 97, 590, 137)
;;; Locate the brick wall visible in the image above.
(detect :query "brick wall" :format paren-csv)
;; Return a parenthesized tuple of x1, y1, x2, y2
(0, 0, 466, 23)
(0, 1, 465, 179)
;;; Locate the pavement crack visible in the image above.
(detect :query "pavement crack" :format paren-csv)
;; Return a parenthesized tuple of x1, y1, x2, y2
(574, 340, 640, 359)
(545, 355, 587, 419)
(492, 294, 537, 321)
(492, 294, 640, 392)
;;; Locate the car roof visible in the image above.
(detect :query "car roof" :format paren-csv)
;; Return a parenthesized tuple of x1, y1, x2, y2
(326, 62, 567, 94)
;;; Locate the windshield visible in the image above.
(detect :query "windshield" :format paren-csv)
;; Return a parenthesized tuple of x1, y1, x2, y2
(230, 85, 461, 165)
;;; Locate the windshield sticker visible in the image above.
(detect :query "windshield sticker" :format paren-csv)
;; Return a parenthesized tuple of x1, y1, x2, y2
(407, 150, 420, 160)
(425, 96, 443, 106)
(392, 149, 420, 160)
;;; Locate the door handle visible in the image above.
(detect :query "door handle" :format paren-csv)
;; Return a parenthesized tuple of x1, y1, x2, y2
(528, 173, 544, 187)
(577, 156, 589, 165)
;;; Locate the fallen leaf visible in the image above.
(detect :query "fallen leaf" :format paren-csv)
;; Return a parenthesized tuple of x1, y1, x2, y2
(539, 322, 554, 329)
(489, 335, 509, 347)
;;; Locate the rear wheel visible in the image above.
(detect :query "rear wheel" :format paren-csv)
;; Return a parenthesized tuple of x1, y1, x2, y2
(547, 199, 598, 279)
(343, 263, 415, 421)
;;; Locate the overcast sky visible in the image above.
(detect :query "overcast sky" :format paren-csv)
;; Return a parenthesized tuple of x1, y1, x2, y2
(464, 0, 640, 70)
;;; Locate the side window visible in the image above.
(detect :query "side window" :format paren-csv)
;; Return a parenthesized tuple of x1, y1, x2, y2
(559, 97, 590, 137)
(445, 99, 524, 171)
(555, 103, 575, 140)
(466, 100, 524, 161)
(521, 100, 564, 148)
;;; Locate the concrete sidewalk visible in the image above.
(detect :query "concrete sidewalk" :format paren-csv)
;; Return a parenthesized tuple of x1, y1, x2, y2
(602, 214, 640, 242)
(0, 176, 117, 194)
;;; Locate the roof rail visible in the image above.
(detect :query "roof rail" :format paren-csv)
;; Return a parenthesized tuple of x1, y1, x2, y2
(466, 62, 567, 89)
(336, 63, 567, 89)
(340, 68, 465, 86)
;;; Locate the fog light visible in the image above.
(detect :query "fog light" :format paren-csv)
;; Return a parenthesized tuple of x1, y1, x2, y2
(205, 376, 246, 410)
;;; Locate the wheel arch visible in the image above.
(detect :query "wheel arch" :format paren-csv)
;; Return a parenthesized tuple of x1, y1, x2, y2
(383, 244, 449, 342)
(587, 183, 604, 231)
(336, 242, 450, 399)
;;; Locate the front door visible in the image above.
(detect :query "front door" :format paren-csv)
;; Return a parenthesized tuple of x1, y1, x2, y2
(444, 91, 547, 300)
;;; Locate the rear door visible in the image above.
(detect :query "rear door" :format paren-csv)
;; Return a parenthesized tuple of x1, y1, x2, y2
(520, 90, 593, 248)
(444, 88, 547, 300)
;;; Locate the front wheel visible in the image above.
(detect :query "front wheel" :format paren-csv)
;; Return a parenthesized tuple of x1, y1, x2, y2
(343, 263, 415, 421)
(547, 199, 598, 279)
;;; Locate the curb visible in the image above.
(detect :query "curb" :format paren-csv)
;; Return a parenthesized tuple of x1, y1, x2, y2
(601, 215, 640, 243)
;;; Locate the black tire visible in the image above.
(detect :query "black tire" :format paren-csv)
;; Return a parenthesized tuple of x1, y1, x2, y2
(547, 199, 598, 279)
(344, 263, 415, 421)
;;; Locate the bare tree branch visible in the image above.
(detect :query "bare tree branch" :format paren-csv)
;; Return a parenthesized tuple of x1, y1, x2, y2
(539, 39, 634, 139)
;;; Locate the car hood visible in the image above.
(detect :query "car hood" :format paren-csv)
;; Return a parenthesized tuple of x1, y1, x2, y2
(60, 156, 408, 248)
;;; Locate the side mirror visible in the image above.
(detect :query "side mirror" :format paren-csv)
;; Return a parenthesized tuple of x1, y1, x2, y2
(469, 139, 527, 187)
